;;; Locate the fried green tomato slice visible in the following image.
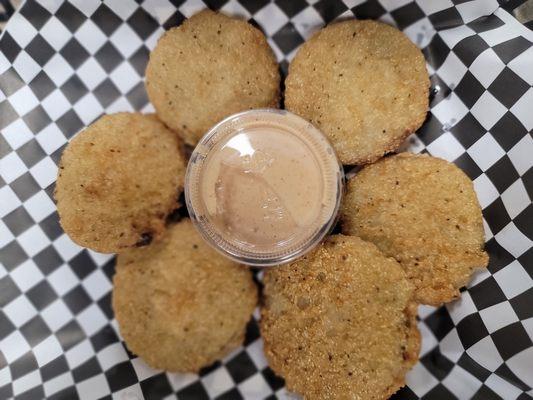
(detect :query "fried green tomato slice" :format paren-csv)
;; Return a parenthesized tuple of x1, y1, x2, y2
(113, 219, 258, 372)
(261, 235, 420, 399)
(146, 9, 280, 145)
(341, 153, 488, 305)
(55, 113, 185, 253)
(285, 19, 429, 165)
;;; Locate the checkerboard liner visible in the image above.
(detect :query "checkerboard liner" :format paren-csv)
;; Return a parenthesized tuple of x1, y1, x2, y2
(0, 0, 532, 399)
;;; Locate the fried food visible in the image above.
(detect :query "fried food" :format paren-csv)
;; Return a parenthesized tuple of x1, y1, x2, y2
(261, 235, 420, 400)
(285, 19, 429, 165)
(341, 153, 488, 305)
(113, 219, 257, 372)
(55, 113, 185, 253)
(146, 9, 280, 145)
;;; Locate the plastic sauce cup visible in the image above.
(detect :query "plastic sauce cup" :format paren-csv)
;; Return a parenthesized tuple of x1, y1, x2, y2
(185, 109, 344, 266)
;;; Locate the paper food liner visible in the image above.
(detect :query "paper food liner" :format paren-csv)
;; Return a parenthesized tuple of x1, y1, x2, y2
(0, 0, 532, 398)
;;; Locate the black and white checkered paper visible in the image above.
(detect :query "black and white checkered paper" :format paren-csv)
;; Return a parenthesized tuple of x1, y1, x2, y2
(0, 0, 532, 399)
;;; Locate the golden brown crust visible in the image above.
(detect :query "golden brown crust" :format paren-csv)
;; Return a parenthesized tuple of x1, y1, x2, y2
(112, 219, 258, 372)
(285, 19, 429, 165)
(55, 113, 186, 253)
(261, 235, 420, 400)
(146, 9, 280, 145)
(341, 153, 489, 305)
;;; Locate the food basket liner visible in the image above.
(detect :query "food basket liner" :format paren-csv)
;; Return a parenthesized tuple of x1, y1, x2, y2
(0, 0, 532, 398)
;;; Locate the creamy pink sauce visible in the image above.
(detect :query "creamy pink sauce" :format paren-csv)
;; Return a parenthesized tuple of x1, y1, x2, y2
(201, 127, 324, 247)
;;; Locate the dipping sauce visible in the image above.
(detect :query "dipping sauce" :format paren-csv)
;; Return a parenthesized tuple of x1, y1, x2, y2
(185, 109, 343, 266)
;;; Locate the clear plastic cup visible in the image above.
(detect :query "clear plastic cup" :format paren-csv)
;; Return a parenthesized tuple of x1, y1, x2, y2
(185, 109, 344, 266)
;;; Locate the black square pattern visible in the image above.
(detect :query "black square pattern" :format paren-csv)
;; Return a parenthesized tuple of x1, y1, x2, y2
(454, 152, 483, 180)
(216, 388, 244, 400)
(22, 105, 52, 134)
(40, 355, 69, 381)
(25, 34, 55, 66)
(98, 293, 114, 320)
(63, 285, 92, 314)
(16, 140, 46, 168)
(486, 238, 515, 274)
(26, 280, 57, 311)
(514, 205, 533, 241)
(275, 0, 308, 18)
(10, 172, 41, 201)
(510, 288, 533, 320)
(457, 353, 491, 382)
(19, 0, 51, 30)
(125, 81, 149, 110)
(495, 363, 530, 392)
(523, 168, 533, 201)
(421, 384, 456, 400)
(56, 320, 86, 352)
(469, 276, 508, 311)
(493, 36, 531, 64)
(429, 73, 451, 108)
(467, 14, 505, 33)
(140, 374, 174, 399)
(240, 0, 269, 14)
(56, 109, 84, 138)
(176, 382, 210, 400)
(0, 276, 22, 307)
(72, 357, 102, 382)
(163, 10, 186, 30)
(68, 250, 97, 280)
(127, 8, 160, 40)
(60, 38, 91, 70)
(39, 211, 63, 241)
(0, 100, 19, 130)
(93, 79, 121, 108)
(90, 325, 120, 353)
(0, 68, 24, 97)
(3, 206, 34, 236)
(472, 385, 501, 400)
(453, 35, 489, 66)
(391, 2, 425, 30)
(490, 112, 528, 151)
(423, 34, 450, 70)
(491, 322, 532, 360)
(486, 155, 520, 193)
(20, 315, 52, 347)
(429, 6, 462, 30)
(421, 348, 455, 381)
(313, 0, 348, 23)
(423, 307, 455, 341)
(457, 313, 489, 349)
(225, 352, 257, 384)
(11, 351, 39, 380)
(94, 42, 124, 73)
(128, 46, 150, 76)
(28, 71, 56, 101)
(104, 362, 138, 392)
(272, 22, 304, 54)
(454, 71, 485, 109)
(0, 32, 22, 63)
(488, 67, 530, 109)
(450, 112, 486, 148)
(60, 74, 89, 104)
(0, 136, 12, 162)
(352, 1, 386, 20)
(54, 2, 85, 33)
(91, 4, 123, 36)
(0, 312, 16, 341)
(33, 245, 63, 275)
